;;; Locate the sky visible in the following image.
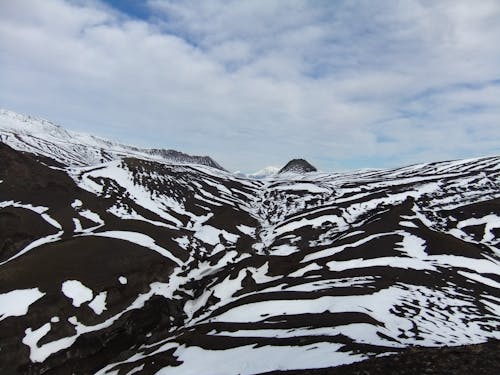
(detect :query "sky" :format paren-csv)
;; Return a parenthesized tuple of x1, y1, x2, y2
(0, 0, 499, 172)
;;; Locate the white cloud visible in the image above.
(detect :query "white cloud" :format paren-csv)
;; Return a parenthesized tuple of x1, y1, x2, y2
(0, 0, 499, 172)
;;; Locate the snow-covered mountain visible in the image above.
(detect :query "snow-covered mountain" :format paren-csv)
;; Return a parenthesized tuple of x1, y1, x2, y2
(247, 165, 281, 179)
(1, 110, 499, 375)
(0, 109, 224, 170)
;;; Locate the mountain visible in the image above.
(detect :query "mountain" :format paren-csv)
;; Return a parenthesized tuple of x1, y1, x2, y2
(279, 158, 317, 173)
(0, 110, 499, 375)
(248, 166, 281, 179)
(0, 109, 224, 170)
(233, 166, 281, 179)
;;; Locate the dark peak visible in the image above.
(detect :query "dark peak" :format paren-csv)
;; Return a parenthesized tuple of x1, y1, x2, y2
(148, 148, 226, 171)
(279, 158, 317, 174)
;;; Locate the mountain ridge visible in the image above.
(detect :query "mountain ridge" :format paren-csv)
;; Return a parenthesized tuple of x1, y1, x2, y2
(0, 110, 499, 374)
(0, 108, 225, 170)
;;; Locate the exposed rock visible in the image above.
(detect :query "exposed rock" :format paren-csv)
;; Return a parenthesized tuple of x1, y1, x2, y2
(279, 158, 317, 173)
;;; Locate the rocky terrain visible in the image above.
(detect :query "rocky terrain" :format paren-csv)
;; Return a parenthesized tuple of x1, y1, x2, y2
(0, 110, 499, 374)
(279, 159, 318, 173)
(267, 340, 500, 374)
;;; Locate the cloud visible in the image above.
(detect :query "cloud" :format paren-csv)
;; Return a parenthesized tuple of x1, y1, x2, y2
(0, 0, 499, 172)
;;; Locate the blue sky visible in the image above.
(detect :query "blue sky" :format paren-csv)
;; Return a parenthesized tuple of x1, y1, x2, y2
(0, 0, 499, 172)
(100, 1, 150, 20)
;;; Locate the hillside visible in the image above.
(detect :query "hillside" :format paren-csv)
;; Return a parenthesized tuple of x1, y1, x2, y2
(0, 110, 499, 374)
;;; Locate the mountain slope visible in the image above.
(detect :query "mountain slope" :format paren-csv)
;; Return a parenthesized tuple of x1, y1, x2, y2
(0, 111, 499, 375)
(0, 109, 224, 169)
(279, 158, 317, 173)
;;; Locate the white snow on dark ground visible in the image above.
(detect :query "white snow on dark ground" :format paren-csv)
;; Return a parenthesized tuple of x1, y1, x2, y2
(0, 109, 499, 374)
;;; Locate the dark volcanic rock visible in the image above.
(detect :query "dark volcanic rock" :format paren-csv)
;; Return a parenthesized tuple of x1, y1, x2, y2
(1, 121, 500, 375)
(147, 148, 226, 171)
(279, 159, 317, 173)
(264, 340, 500, 375)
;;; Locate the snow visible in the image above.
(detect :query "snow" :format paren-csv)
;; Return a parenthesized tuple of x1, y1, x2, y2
(428, 255, 500, 275)
(153, 342, 365, 375)
(236, 224, 256, 236)
(77, 162, 184, 226)
(0, 230, 63, 266)
(458, 271, 500, 289)
(396, 232, 427, 258)
(400, 220, 418, 228)
(41, 213, 62, 230)
(457, 214, 500, 242)
(211, 322, 398, 349)
(23, 323, 56, 362)
(209, 283, 499, 346)
(194, 189, 235, 207)
(211, 269, 247, 303)
(0, 201, 62, 229)
(303, 233, 393, 263)
(202, 177, 232, 195)
(270, 244, 299, 256)
(71, 199, 82, 208)
(79, 209, 103, 225)
(194, 225, 239, 246)
(173, 236, 190, 249)
(327, 257, 434, 272)
(23, 279, 188, 363)
(223, 231, 239, 243)
(248, 166, 281, 179)
(4, 107, 500, 372)
(0, 108, 225, 169)
(481, 298, 500, 315)
(88, 231, 182, 266)
(275, 214, 347, 237)
(89, 292, 108, 315)
(127, 364, 145, 375)
(107, 205, 177, 229)
(288, 263, 322, 277)
(0, 288, 45, 321)
(72, 218, 83, 232)
(61, 280, 93, 307)
(272, 182, 330, 194)
(280, 277, 377, 292)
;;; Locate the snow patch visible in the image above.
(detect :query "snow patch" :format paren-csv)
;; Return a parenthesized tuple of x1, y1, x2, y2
(61, 280, 93, 307)
(0, 288, 45, 321)
(71, 199, 82, 209)
(89, 231, 182, 266)
(270, 244, 299, 256)
(237, 224, 256, 236)
(89, 292, 107, 315)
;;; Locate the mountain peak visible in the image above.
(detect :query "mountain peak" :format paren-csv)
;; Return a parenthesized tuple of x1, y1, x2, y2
(279, 158, 317, 174)
(147, 148, 225, 171)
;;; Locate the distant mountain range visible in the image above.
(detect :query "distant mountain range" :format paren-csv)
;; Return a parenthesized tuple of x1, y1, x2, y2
(0, 109, 320, 176)
(1, 109, 499, 375)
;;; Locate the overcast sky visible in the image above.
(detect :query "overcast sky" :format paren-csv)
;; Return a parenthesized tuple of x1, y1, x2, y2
(1, 0, 499, 172)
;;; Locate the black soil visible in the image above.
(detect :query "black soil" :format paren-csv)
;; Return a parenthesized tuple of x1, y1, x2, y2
(264, 340, 500, 375)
